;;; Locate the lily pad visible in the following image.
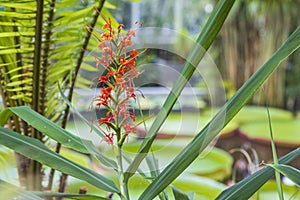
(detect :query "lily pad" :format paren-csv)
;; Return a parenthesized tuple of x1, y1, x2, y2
(252, 180, 300, 199)
(138, 112, 238, 138)
(232, 106, 293, 125)
(240, 119, 300, 146)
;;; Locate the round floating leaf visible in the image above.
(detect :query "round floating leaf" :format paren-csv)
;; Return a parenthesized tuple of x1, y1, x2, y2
(138, 112, 238, 138)
(232, 106, 292, 125)
(240, 119, 300, 146)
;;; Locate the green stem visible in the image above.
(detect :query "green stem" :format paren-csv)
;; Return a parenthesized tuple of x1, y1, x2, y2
(267, 107, 284, 200)
(117, 145, 129, 200)
(29, 0, 44, 191)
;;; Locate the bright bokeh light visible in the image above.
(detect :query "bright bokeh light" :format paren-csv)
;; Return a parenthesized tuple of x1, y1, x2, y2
(205, 3, 214, 13)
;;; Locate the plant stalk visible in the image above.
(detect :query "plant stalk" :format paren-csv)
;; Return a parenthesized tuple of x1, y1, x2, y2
(267, 107, 284, 200)
(117, 145, 129, 200)
(44, 0, 57, 191)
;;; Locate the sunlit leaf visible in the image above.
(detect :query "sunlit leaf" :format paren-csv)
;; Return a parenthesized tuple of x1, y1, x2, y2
(0, 47, 33, 55)
(1, 106, 91, 154)
(0, 179, 42, 200)
(0, 11, 36, 19)
(0, 126, 120, 193)
(0, 3, 36, 11)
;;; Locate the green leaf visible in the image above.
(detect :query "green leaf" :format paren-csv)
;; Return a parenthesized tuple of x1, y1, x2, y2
(7, 105, 116, 170)
(10, 72, 33, 80)
(6, 85, 32, 92)
(125, 0, 235, 185)
(267, 107, 283, 200)
(54, 6, 93, 26)
(139, 7, 300, 200)
(0, 21, 33, 27)
(0, 11, 36, 19)
(0, 109, 13, 126)
(1, 106, 91, 154)
(216, 148, 300, 200)
(1, 105, 116, 171)
(0, 126, 120, 194)
(171, 186, 190, 200)
(271, 164, 300, 187)
(81, 62, 98, 72)
(0, 47, 33, 55)
(0, 3, 36, 10)
(6, 79, 32, 87)
(5, 65, 32, 75)
(33, 191, 109, 200)
(0, 31, 35, 37)
(104, 1, 117, 9)
(0, 179, 43, 200)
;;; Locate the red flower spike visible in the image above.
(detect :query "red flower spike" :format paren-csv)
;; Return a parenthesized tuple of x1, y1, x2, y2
(91, 18, 147, 145)
(123, 122, 137, 135)
(126, 87, 136, 101)
(102, 132, 115, 144)
(99, 117, 110, 125)
(130, 49, 139, 58)
(99, 76, 109, 83)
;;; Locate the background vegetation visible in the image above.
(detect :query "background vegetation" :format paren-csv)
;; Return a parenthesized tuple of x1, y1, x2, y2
(0, 0, 299, 199)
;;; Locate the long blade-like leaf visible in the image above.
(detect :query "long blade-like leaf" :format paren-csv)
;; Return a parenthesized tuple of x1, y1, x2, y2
(0, 126, 120, 194)
(216, 148, 300, 200)
(171, 186, 190, 200)
(138, 23, 300, 200)
(125, 0, 235, 182)
(271, 164, 300, 187)
(0, 106, 90, 154)
(0, 106, 118, 169)
(267, 107, 283, 199)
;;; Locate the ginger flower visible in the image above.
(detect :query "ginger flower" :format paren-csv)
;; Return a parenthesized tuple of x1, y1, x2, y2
(90, 17, 145, 147)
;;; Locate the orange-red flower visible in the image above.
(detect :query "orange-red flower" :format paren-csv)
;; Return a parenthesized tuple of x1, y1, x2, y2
(99, 75, 109, 83)
(91, 17, 146, 145)
(130, 49, 139, 58)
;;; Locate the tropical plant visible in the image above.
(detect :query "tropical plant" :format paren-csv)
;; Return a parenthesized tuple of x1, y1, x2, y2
(0, 0, 300, 199)
(0, 0, 117, 192)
